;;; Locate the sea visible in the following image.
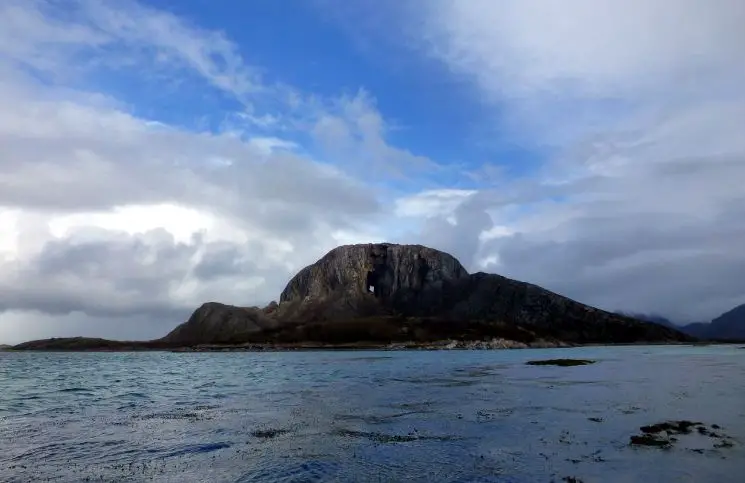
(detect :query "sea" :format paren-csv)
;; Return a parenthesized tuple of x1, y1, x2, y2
(1, 345, 744, 482)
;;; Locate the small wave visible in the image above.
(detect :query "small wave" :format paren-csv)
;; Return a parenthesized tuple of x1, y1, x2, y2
(10, 439, 128, 462)
(194, 404, 219, 411)
(335, 356, 393, 362)
(136, 411, 208, 421)
(235, 459, 340, 482)
(388, 376, 478, 387)
(332, 428, 461, 443)
(164, 442, 231, 457)
(59, 387, 91, 393)
(334, 410, 432, 425)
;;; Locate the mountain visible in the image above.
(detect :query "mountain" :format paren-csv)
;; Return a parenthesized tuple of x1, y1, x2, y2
(625, 304, 745, 341)
(161, 243, 689, 346)
(14, 243, 691, 350)
(679, 304, 745, 341)
(617, 312, 680, 330)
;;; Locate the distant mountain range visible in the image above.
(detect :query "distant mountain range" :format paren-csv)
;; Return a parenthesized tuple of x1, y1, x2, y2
(621, 304, 745, 341)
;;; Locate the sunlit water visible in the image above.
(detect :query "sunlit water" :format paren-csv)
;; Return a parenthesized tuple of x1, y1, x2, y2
(1, 346, 744, 482)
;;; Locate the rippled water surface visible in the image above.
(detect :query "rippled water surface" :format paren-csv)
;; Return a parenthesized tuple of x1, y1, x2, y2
(1, 346, 744, 482)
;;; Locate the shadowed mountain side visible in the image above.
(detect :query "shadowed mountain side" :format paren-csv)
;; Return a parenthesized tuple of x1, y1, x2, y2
(621, 308, 745, 342)
(680, 304, 745, 341)
(12, 243, 692, 350)
(617, 312, 680, 330)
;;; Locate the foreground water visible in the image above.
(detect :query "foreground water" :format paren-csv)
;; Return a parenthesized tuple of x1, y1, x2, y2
(1, 346, 744, 482)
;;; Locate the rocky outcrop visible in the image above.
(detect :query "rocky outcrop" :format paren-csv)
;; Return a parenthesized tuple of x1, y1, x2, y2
(269, 243, 689, 344)
(275, 243, 468, 321)
(162, 302, 279, 345)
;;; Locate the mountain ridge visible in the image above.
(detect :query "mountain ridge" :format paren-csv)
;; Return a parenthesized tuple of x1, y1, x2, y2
(12, 243, 692, 350)
(623, 307, 745, 341)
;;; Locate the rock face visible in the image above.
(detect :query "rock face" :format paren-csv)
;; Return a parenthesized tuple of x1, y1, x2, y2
(162, 302, 279, 345)
(276, 243, 468, 321)
(265, 243, 688, 343)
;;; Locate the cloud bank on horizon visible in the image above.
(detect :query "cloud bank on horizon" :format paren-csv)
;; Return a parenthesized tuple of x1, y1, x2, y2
(1, 0, 743, 343)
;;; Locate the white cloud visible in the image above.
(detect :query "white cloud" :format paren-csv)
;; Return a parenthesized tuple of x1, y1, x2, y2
(0, 0, 424, 344)
(407, 0, 745, 322)
(3, 0, 743, 343)
(424, 0, 745, 99)
(394, 189, 476, 219)
(310, 89, 439, 180)
(0, 0, 263, 103)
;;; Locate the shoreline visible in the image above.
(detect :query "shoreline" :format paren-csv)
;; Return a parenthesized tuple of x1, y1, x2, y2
(3, 339, 734, 353)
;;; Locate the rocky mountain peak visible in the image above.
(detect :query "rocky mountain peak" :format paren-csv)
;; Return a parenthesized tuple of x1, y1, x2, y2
(279, 243, 468, 305)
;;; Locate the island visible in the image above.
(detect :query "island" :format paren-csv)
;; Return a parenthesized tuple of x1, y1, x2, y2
(10, 243, 691, 351)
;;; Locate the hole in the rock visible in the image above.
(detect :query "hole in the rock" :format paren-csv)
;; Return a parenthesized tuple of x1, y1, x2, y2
(366, 270, 378, 296)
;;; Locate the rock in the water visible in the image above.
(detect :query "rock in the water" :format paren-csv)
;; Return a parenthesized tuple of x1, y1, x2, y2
(630, 434, 671, 447)
(630, 421, 736, 450)
(526, 359, 596, 367)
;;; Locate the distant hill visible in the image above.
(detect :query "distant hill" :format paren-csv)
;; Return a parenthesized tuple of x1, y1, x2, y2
(624, 304, 745, 341)
(12, 243, 691, 350)
(679, 304, 745, 341)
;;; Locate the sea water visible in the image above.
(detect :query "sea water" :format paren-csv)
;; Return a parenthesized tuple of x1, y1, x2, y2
(1, 345, 744, 482)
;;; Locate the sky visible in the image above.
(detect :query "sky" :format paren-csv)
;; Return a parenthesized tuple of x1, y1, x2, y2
(1, 0, 744, 344)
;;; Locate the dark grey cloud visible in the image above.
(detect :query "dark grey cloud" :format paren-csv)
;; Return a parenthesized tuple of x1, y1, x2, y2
(192, 241, 259, 281)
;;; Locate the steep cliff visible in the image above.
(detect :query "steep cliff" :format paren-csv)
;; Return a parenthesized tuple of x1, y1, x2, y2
(275, 243, 468, 321)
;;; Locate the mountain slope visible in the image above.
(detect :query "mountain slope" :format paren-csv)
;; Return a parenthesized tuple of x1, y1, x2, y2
(679, 304, 745, 341)
(618, 312, 680, 330)
(245, 243, 687, 344)
(161, 302, 280, 345)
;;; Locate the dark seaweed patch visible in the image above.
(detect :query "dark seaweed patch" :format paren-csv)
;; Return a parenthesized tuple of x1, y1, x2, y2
(250, 428, 289, 439)
(526, 359, 595, 367)
(332, 428, 459, 443)
(630, 421, 736, 450)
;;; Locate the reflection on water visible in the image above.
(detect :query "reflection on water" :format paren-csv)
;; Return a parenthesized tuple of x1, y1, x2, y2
(1, 345, 744, 482)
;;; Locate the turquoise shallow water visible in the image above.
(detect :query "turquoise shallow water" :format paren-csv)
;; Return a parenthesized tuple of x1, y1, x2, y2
(1, 345, 744, 482)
